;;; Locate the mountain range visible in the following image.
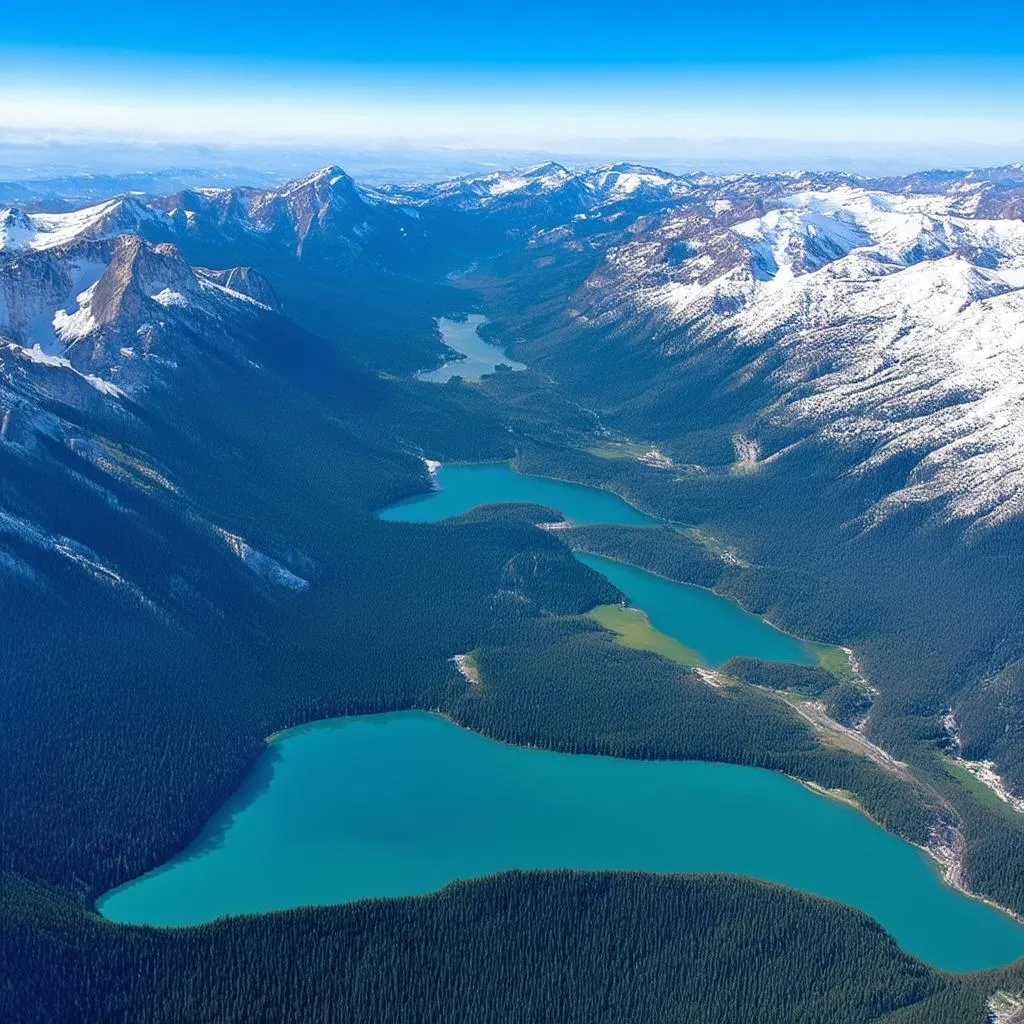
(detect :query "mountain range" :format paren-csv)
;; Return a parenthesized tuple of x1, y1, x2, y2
(6, 156, 1024, 1022)
(5, 161, 1024, 588)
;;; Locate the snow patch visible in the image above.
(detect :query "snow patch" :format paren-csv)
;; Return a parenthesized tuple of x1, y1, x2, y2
(151, 288, 191, 308)
(84, 375, 125, 398)
(216, 528, 310, 591)
(18, 344, 71, 369)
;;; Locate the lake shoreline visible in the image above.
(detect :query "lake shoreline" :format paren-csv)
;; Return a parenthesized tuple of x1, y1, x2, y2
(379, 462, 1024, 936)
(415, 315, 526, 383)
(279, 703, 1024, 932)
(411, 458, 855, 673)
(95, 709, 1024, 971)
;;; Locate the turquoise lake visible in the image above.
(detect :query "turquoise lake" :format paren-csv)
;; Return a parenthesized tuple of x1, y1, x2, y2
(98, 711, 1024, 972)
(380, 461, 659, 526)
(575, 552, 814, 668)
(381, 462, 815, 668)
(417, 315, 527, 382)
(97, 460, 1024, 973)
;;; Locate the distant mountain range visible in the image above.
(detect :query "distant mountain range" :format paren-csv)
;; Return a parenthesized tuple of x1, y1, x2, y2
(6, 159, 1024, 529)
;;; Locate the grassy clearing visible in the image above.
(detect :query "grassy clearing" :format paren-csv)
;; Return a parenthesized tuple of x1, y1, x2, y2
(585, 441, 652, 461)
(588, 603, 704, 668)
(681, 526, 751, 568)
(807, 641, 857, 681)
(454, 652, 482, 685)
(941, 756, 1019, 818)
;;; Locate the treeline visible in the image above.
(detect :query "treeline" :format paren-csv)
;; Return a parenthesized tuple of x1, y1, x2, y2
(563, 522, 726, 589)
(722, 657, 873, 728)
(954, 660, 1024, 793)
(2, 869, 972, 1024)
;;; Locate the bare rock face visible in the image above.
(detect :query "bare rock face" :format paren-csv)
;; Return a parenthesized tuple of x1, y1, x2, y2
(0, 203, 289, 396)
(89, 236, 198, 331)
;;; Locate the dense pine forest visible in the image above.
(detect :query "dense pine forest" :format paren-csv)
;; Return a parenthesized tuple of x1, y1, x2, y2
(4, 335, 1020, 1018)
(3, 870, 1012, 1024)
(6, 175, 1024, 1021)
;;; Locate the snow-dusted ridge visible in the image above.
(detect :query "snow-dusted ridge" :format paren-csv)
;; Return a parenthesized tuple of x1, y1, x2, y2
(0, 228, 280, 397)
(0, 197, 160, 253)
(589, 184, 1024, 528)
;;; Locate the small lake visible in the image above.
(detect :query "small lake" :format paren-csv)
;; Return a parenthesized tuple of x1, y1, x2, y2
(417, 315, 527, 382)
(380, 461, 659, 526)
(380, 462, 814, 668)
(98, 711, 1024, 972)
(576, 552, 814, 668)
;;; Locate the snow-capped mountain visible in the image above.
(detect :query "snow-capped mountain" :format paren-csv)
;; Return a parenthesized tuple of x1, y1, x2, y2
(0, 196, 161, 252)
(0, 226, 282, 397)
(151, 165, 427, 264)
(582, 164, 691, 205)
(380, 161, 691, 224)
(381, 162, 579, 206)
(866, 164, 1024, 219)
(548, 183, 1024, 527)
(0, 162, 444, 390)
(5, 161, 1024, 530)
(0, 184, 378, 616)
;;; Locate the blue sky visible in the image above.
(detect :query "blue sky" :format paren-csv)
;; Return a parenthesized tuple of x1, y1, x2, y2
(4, 0, 1023, 65)
(1, 0, 1022, 163)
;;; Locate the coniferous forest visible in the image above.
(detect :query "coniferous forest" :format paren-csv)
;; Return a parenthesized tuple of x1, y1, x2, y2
(8, 868, 1024, 1024)
(2, 331, 1019, 1021)
(5, 161, 1024, 1023)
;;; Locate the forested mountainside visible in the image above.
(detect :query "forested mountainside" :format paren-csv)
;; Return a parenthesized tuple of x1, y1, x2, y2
(4, 160, 1024, 1019)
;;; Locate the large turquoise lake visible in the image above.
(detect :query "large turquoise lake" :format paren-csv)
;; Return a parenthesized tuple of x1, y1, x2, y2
(380, 461, 660, 527)
(97, 461, 1024, 973)
(98, 711, 1024, 971)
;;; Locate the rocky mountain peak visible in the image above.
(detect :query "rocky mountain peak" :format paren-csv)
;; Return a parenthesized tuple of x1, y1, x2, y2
(89, 235, 197, 330)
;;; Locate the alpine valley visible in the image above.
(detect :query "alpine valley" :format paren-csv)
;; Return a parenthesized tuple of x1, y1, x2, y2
(6, 159, 1024, 1023)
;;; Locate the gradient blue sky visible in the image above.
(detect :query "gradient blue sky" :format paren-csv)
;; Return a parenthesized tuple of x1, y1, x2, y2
(1, 0, 1022, 160)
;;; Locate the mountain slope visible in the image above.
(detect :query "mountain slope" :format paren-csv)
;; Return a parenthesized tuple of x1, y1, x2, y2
(4, 159, 1024, 1024)
(495, 183, 1024, 530)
